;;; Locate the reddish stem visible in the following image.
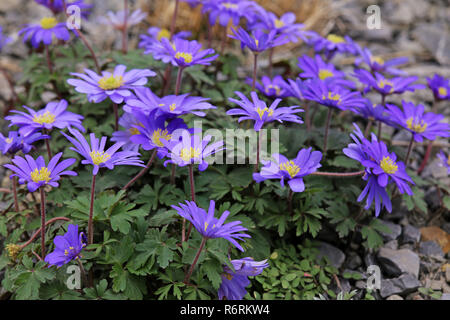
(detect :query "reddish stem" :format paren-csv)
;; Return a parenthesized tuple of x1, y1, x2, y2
(113, 103, 119, 131)
(122, 150, 157, 190)
(169, 0, 180, 37)
(184, 237, 207, 284)
(88, 174, 97, 245)
(184, 165, 195, 241)
(252, 54, 258, 91)
(21, 217, 70, 249)
(40, 188, 46, 258)
(12, 176, 19, 212)
(122, 0, 129, 54)
(323, 108, 333, 154)
(311, 170, 365, 177)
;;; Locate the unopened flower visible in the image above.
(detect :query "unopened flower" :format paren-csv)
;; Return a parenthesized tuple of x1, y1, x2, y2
(4, 152, 77, 192)
(45, 224, 86, 267)
(67, 65, 156, 104)
(171, 200, 251, 251)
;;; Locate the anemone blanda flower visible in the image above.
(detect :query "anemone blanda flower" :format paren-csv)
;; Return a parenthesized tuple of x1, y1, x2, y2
(67, 65, 156, 104)
(301, 79, 366, 112)
(351, 99, 391, 124)
(298, 54, 356, 89)
(160, 38, 218, 68)
(355, 47, 408, 76)
(218, 257, 269, 300)
(61, 128, 144, 176)
(6, 100, 84, 136)
(245, 75, 291, 98)
(353, 69, 425, 96)
(45, 224, 87, 268)
(138, 27, 190, 50)
(229, 27, 288, 54)
(426, 74, 450, 101)
(0, 26, 12, 51)
(124, 87, 216, 118)
(34, 0, 92, 18)
(201, 0, 260, 27)
(99, 9, 147, 30)
(437, 150, 450, 175)
(129, 110, 188, 159)
(227, 91, 303, 131)
(163, 130, 224, 171)
(18, 17, 70, 48)
(386, 101, 450, 143)
(343, 124, 414, 216)
(286, 78, 310, 101)
(111, 112, 142, 152)
(171, 200, 251, 251)
(306, 33, 358, 59)
(253, 148, 322, 192)
(0, 131, 49, 155)
(3, 152, 77, 192)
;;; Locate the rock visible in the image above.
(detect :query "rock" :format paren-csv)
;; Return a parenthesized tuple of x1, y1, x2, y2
(446, 267, 450, 283)
(419, 241, 444, 257)
(379, 220, 402, 242)
(377, 248, 420, 277)
(420, 226, 450, 254)
(344, 252, 362, 269)
(384, 240, 398, 250)
(401, 225, 421, 244)
(386, 294, 403, 300)
(379, 274, 421, 298)
(425, 279, 443, 291)
(441, 293, 450, 301)
(413, 23, 450, 65)
(355, 280, 366, 290)
(315, 241, 346, 269)
(425, 187, 441, 210)
(443, 223, 450, 235)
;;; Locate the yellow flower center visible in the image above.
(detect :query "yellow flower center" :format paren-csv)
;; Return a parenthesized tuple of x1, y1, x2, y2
(175, 52, 193, 64)
(64, 246, 76, 256)
(33, 111, 56, 125)
(378, 79, 394, 93)
(224, 273, 233, 280)
(319, 69, 334, 80)
(256, 107, 274, 119)
(40, 17, 58, 29)
(406, 117, 427, 133)
(98, 75, 124, 90)
(370, 56, 384, 65)
(222, 2, 238, 9)
(279, 161, 300, 178)
(327, 34, 345, 44)
(380, 156, 398, 174)
(438, 87, 447, 97)
(5, 138, 12, 144)
(255, 39, 259, 47)
(169, 103, 176, 112)
(322, 92, 341, 104)
(90, 151, 111, 165)
(204, 222, 216, 232)
(129, 127, 140, 135)
(30, 167, 51, 183)
(275, 19, 284, 28)
(152, 128, 172, 147)
(265, 84, 281, 96)
(180, 147, 201, 162)
(157, 28, 171, 41)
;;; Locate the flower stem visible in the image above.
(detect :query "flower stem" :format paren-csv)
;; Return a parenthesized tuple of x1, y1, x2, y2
(175, 67, 184, 95)
(12, 176, 19, 212)
(311, 170, 365, 177)
(288, 189, 293, 216)
(45, 46, 53, 74)
(323, 108, 333, 154)
(169, 0, 180, 37)
(184, 237, 207, 284)
(252, 53, 258, 91)
(404, 134, 415, 166)
(184, 165, 195, 241)
(170, 164, 176, 185)
(122, 0, 128, 54)
(88, 174, 97, 245)
(40, 188, 46, 258)
(305, 102, 311, 132)
(417, 141, 433, 175)
(122, 150, 157, 190)
(113, 103, 119, 131)
(377, 121, 382, 140)
(21, 217, 70, 249)
(77, 257, 88, 288)
(254, 129, 262, 173)
(44, 129, 52, 160)
(364, 119, 373, 137)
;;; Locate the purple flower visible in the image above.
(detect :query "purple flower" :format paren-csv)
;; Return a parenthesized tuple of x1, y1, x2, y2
(426, 74, 450, 101)
(0, 26, 12, 51)
(111, 112, 143, 152)
(35, 0, 92, 18)
(353, 69, 425, 96)
(227, 91, 303, 131)
(229, 27, 288, 53)
(163, 130, 224, 171)
(218, 257, 269, 300)
(99, 9, 147, 30)
(386, 101, 450, 143)
(352, 99, 391, 124)
(61, 128, 144, 176)
(355, 47, 408, 76)
(5, 100, 84, 136)
(171, 200, 251, 251)
(201, 0, 260, 27)
(253, 148, 322, 192)
(301, 79, 366, 112)
(160, 38, 218, 68)
(3, 152, 77, 192)
(129, 110, 188, 159)
(0, 131, 49, 155)
(298, 54, 356, 89)
(125, 88, 216, 118)
(307, 33, 358, 59)
(67, 65, 156, 104)
(437, 150, 450, 175)
(18, 17, 70, 48)
(45, 224, 86, 267)
(286, 78, 310, 101)
(246, 75, 291, 98)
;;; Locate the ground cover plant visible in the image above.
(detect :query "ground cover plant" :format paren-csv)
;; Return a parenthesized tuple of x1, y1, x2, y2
(0, 0, 449, 301)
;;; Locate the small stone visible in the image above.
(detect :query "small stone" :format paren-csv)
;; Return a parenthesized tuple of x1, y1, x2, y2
(379, 220, 402, 242)
(441, 293, 450, 301)
(401, 225, 421, 244)
(377, 248, 420, 277)
(345, 252, 362, 269)
(384, 240, 398, 250)
(446, 268, 450, 283)
(379, 274, 421, 298)
(386, 295, 403, 300)
(356, 280, 366, 289)
(315, 241, 346, 269)
(419, 241, 444, 257)
(425, 279, 443, 291)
